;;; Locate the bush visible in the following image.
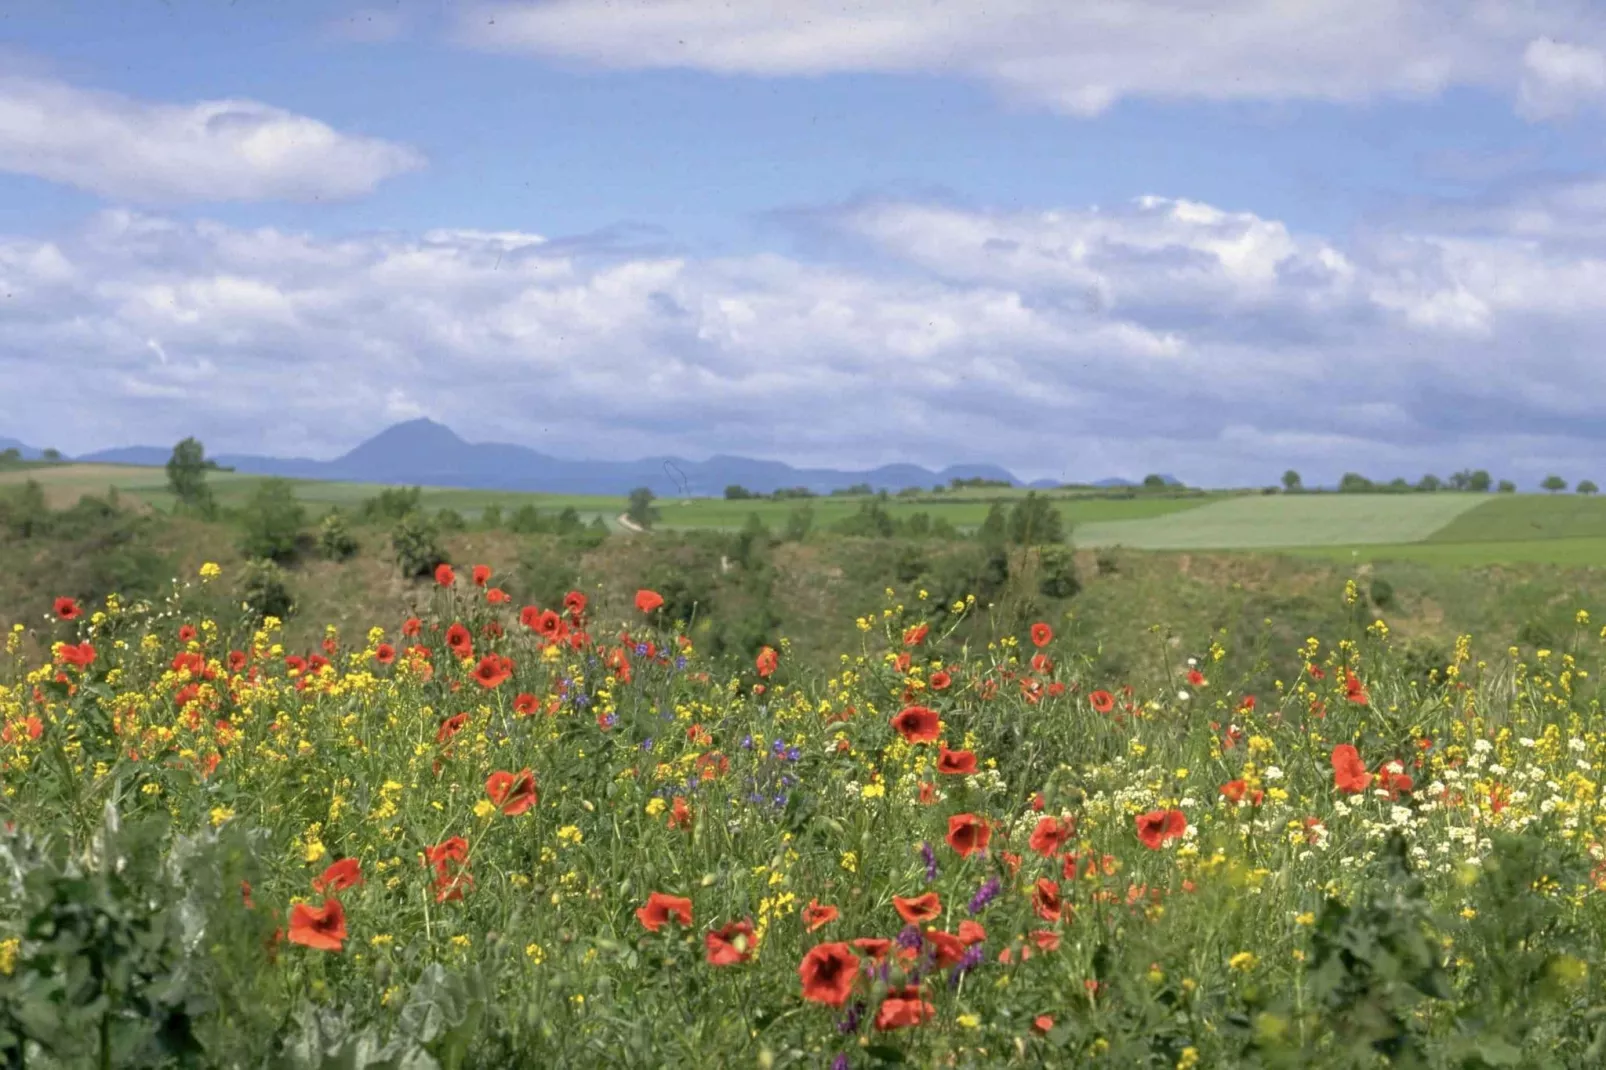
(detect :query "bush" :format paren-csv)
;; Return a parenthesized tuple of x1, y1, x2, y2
(1369, 577, 1395, 609)
(518, 542, 582, 607)
(317, 511, 359, 560)
(1037, 546, 1081, 599)
(391, 511, 445, 578)
(238, 558, 294, 622)
(238, 478, 306, 562)
(359, 486, 423, 523)
(436, 508, 467, 533)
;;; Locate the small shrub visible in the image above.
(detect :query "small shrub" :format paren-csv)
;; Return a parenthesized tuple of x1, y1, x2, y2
(1369, 577, 1395, 609)
(1037, 546, 1081, 599)
(436, 507, 467, 533)
(238, 558, 294, 622)
(317, 510, 359, 560)
(391, 511, 445, 579)
(238, 478, 306, 562)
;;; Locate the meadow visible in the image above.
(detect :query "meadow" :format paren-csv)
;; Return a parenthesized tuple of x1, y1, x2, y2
(3, 559, 1606, 1067)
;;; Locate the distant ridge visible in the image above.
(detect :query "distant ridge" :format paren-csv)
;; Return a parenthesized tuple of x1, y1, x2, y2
(28, 419, 1156, 496)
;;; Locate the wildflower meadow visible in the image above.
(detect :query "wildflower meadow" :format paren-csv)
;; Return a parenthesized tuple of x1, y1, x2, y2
(3, 563, 1606, 1068)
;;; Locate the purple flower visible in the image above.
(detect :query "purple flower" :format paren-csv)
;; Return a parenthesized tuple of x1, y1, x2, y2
(922, 841, 938, 883)
(831, 1055, 850, 1070)
(968, 876, 1002, 915)
(836, 1001, 864, 1034)
(949, 943, 985, 987)
(895, 924, 923, 951)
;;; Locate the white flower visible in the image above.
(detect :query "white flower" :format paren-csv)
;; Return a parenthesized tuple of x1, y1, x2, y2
(1263, 766, 1284, 781)
(1569, 738, 1586, 753)
(1473, 739, 1494, 754)
(1178, 690, 1191, 701)
(1519, 737, 1536, 748)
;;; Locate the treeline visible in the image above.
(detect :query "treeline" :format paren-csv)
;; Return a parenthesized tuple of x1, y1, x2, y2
(1279, 468, 1600, 495)
(723, 474, 1018, 501)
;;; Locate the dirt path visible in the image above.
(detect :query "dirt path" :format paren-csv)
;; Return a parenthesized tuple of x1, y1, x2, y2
(617, 513, 648, 534)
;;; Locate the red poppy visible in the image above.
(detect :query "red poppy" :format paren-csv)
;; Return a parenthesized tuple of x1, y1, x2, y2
(1031, 878, 1062, 922)
(852, 937, 892, 962)
(890, 705, 941, 744)
(445, 623, 473, 659)
(435, 563, 456, 587)
(1028, 816, 1074, 857)
(903, 623, 929, 646)
(874, 985, 935, 1031)
(945, 813, 991, 857)
(1030, 929, 1061, 952)
(929, 670, 952, 691)
(924, 928, 967, 967)
(1029, 621, 1053, 648)
(1135, 809, 1187, 850)
(1220, 779, 1248, 803)
(1186, 669, 1206, 687)
(402, 616, 422, 637)
(287, 897, 347, 952)
(755, 646, 779, 678)
(227, 649, 247, 672)
(311, 858, 362, 894)
(485, 768, 539, 815)
(799, 943, 861, 1006)
(957, 919, 986, 946)
(892, 892, 942, 924)
(1375, 760, 1414, 800)
(1344, 670, 1369, 705)
(636, 891, 693, 932)
(937, 746, 977, 775)
(53, 597, 81, 620)
(472, 655, 513, 689)
(564, 590, 588, 619)
(1089, 689, 1115, 714)
(802, 899, 839, 932)
(514, 692, 539, 716)
(374, 643, 396, 665)
(469, 564, 491, 587)
(669, 796, 694, 829)
(1331, 744, 1371, 794)
(56, 642, 96, 669)
(486, 587, 510, 605)
(1033, 1015, 1055, 1035)
(635, 589, 665, 614)
(436, 712, 470, 743)
(705, 920, 757, 965)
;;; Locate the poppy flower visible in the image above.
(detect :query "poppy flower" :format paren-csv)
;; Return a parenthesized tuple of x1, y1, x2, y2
(535, 610, 564, 639)
(798, 943, 861, 1006)
(1375, 760, 1414, 800)
(936, 746, 977, 775)
(564, 590, 588, 619)
(1033, 1015, 1055, 1035)
(851, 937, 892, 962)
(1186, 669, 1206, 687)
(1029, 929, 1061, 952)
(311, 858, 362, 894)
(636, 891, 693, 933)
(53, 597, 81, 621)
(755, 646, 778, 678)
(669, 796, 694, 829)
(1028, 816, 1073, 857)
(890, 705, 941, 744)
(435, 564, 456, 587)
(705, 920, 757, 966)
(892, 892, 942, 925)
(402, 616, 422, 636)
(287, 897, 347, 952)
(486, 587, 510, 605)
(1029, 622, 1053, 648)
(1344, 670, 1369, 705)
(227, 649, 247, 672)
(929, 670, 952, 691)
(509, 693, 537, 718)
(903, 623, 929, 646)
(1220, 779, 1249, 803)
(874, 985, 935, 1031)
(802, 899, 839, 932)
(436, 712, 470, 744)
(635, 589, 665, 614)
(472, 654, 513, 689)
(470, 564, 491, 587)
(924, 928, 967, 967)
(485, 768, 539, 815)
(374, 643, 396, 665)
(445, 623, 473, 659)
(1089, 689, 1115, 714)
(945, 813, 990, 857)
(1135, 809, 1187, 850)
(957, 919, 986, 946)
(1031, 878, 1062, 922)
(56, 642, 96, 669)
(1331, 744, 1371, 794)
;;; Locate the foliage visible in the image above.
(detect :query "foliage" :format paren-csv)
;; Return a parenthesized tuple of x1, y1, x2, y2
(240, 477, 308, 562)
(626, 488, 659, 531)
(318, 510, 360, 561)
(238, 557, 295, 622)
(391, 511, 446, 579)
(360, 487, 424, 524)
(165, 438, 216, 518)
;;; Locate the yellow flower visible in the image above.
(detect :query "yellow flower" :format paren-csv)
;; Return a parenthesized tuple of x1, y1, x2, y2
(645, 798, 667, 817)
(557, 825, 583, 846)
(473, 799, 496, 819)
(199, 562, 222, 581)
(956, 1013, 980, 1029)
(209, 806, 234, 827)
(0, 937, 18, 975)
(1176, 1048, 1200, 1070)
(525, 943, 546, 964)
(1229, 951, 1259, 972)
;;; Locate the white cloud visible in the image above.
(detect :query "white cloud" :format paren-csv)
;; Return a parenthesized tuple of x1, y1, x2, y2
(1518, 36, 1606, 117)
(0, 76, 424, 204)
(5, 184, 1606, 486)
(455, 0, 1606, 118)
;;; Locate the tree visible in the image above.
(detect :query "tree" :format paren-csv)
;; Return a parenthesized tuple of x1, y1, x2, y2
(724, 485, 754, 500)
(1338, 473, 1373, 493)
(1497, 479, 1517, 493)
(783, 503, 814, 542)
(239, 478, 306, 562)
(1282, 469, 1303, 493)
(626, 487, 659, 530)
(1468, 470, 1493, 493)
(41, 448, 61, 463)
(1142, 474, 1168, 490)
(0, 448, 20, 464)
(391, 511, 445, 578)
(165, 437, 215, 515)
(1578, 480, 1599, 495)
(318, 510, 359, 560)
(1008, 492, 1065, 546)
(977, 502, 1009, 547)
(1542, 475, 1568, 494)
(1416, 474, 1442, 493)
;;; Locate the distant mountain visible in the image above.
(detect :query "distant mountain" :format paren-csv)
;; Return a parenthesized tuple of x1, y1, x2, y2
(57, 419, 1154, 496)
(0, 437, 42, 460)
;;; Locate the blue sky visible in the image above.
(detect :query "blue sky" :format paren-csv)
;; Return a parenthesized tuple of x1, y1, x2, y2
(4, 1, 1606, 486)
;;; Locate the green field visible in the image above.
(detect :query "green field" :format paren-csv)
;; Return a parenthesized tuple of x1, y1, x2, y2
(1073, 492, 1487, 550)
(657, 491, 1220, 532)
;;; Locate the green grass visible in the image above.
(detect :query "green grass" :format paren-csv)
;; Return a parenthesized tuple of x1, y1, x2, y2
(1286, 535, 1606, 567)
(1072, 493, 1488, 550)
(1425, 493, 1606, 543)
(657, 492, 1221, 532)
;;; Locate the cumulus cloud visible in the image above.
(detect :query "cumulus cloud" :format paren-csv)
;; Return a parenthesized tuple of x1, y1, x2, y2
(4, 185, 1606, 486)
(454, 0, 1606, 118)
(0, 76, 425, 203)
(1518, 36, 1606, 118)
